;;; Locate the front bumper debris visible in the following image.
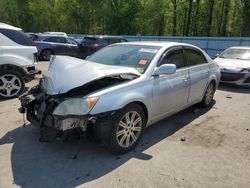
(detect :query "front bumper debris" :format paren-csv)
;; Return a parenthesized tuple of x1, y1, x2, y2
(19, 94, 89, 132)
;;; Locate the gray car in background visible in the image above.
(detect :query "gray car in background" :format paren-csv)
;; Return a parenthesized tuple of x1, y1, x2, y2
(20, 42, 220, 154)
(32, 35, 84, 61)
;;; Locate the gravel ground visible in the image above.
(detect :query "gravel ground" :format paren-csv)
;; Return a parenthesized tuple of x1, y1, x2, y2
(0, 62, 250, 188)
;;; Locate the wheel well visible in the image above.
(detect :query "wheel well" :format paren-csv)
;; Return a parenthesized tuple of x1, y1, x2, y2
(0, 64, 26, 76)
(210, 80, 216, 90)
(41, 48, 54, 54)
(129, 101, 149, 124)
(39, 49, 54, 60)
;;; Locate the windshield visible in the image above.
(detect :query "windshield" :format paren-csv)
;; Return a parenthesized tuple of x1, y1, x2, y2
(87, 45, 160, 73)
(220, 48, 250, 60)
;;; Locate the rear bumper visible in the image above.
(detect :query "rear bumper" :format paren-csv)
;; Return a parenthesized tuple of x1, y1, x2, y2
(220, 71, 250, 86)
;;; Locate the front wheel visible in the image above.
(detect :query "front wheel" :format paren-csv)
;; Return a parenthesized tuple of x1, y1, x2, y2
(99, 104, 146, 154)
(0, 71, 25, 99)
(200, 82, 215, 107)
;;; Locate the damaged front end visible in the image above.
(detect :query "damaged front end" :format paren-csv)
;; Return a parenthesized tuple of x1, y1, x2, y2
(19, 86, 91, 141)
(19, 56, 140, 142)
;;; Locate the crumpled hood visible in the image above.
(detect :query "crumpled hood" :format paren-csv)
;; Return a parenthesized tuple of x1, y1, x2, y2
(214, 57, 250, 69)
(43, 56, 141, 95)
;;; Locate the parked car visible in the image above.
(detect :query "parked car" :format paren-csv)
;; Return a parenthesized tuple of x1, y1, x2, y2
(32, 35, 84, 61)
(25, 32, 39, 41)
(79, 36, 128, 58)
(0, 22, 40, 99)
(19, 42, 220, 153)
(43, 32, 68, 37)
(214, 46, 250, 86)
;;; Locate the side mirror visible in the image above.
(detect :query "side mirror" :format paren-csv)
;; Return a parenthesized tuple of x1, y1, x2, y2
(153, 64, 176, 76)
(213, 54, 219, 59)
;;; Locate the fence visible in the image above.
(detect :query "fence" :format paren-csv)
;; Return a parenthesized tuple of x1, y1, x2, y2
(69, 34, 250, 58)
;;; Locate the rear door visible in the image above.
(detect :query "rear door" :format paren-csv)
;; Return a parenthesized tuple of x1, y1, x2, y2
(184, 47, 210, 103)
(66, 38, 80, 57)
(43, 37, 70, 55)
(152, 47, 190, 118)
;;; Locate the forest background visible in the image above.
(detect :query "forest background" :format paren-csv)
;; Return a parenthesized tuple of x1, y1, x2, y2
(0, 0, 249, 37)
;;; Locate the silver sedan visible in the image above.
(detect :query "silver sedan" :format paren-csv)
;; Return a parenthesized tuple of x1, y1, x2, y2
(19, 42, 220, 154)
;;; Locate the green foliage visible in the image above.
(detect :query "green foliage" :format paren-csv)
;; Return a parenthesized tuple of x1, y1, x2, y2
(0, 0, 249, 36)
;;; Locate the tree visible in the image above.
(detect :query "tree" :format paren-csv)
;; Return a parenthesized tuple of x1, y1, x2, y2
(206, 0, 215, 36)
(241, 0, 250, 36)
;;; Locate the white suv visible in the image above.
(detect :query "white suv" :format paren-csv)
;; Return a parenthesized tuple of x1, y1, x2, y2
(0, 23, 40, 99)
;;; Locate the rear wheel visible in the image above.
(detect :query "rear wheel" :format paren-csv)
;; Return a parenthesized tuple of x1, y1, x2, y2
(0, 70, 25, 99)
(200, 82, 215, 107)
(98, 104, 145, 154)
(40, 49, 53, 61)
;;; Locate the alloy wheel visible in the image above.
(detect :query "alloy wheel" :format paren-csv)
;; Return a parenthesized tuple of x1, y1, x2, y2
(205, 83, 214, 105)
(42, 50, 52, 61)
(0, 74, 22, 98)
(116, 111, 142, 148)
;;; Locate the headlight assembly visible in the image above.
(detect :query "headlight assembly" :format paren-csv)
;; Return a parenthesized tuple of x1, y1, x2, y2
(53, 97, 99, 116)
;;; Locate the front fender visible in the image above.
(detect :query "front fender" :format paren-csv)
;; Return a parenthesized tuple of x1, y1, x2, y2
(90, 87, 151, 117)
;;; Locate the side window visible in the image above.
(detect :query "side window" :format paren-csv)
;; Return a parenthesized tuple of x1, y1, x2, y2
(53, 37, 67, 44)
(160, 49, 185, 69)
(0, 28, 32, 46)
(43, 37, 54, 42)
(67, 38, 78, 45)
(185, 49, 207, 66)
(121, 39, 128, 42)
(99, 38, 109, 44)
(110, 38, 122, 44)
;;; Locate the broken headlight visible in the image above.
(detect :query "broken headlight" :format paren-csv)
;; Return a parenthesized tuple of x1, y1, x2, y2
(53, 97, 99, 116)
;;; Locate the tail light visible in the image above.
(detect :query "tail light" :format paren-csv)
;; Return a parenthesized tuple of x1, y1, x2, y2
(32, 41, 38, 46)
(89, 43, 100, 48)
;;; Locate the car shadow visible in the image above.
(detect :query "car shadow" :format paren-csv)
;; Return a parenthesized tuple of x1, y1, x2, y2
(218, 83, 250, 94)
(0, 103, 215, 188)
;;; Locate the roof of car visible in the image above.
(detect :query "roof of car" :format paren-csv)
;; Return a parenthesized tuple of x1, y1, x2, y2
(116, 41, 197, 48)
(43, 32, 67, 36)
(0, 22, 22, 30)
(83, 35, 126, 39)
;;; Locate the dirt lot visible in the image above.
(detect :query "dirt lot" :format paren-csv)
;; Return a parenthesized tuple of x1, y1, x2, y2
(0, 62, 250, 188)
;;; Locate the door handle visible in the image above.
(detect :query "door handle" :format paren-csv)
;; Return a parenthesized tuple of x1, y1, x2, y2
(182, 76, 189, 82)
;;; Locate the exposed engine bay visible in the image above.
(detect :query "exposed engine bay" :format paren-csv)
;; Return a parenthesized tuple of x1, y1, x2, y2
(19, 74, 138, 142)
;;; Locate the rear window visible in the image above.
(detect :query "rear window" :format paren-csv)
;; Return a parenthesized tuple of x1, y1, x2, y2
(0, 28, 32, 46)
(185, 48, 207, 66)
(109, 38, 123, 44)
(81, 37, 98, 44)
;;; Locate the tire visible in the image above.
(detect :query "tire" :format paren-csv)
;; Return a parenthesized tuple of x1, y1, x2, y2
(40, 49, 53, 61)
(0, 70, 25, 99)
(97, 103, 146, 154)
(200, 82, 215, 107)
